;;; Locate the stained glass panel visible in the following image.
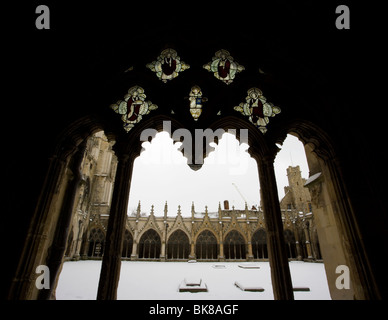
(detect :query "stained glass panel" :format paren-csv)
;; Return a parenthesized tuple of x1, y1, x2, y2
(110, 86, 158, 132)
(188, 85, 207, 121)
(146, 48, 190, 83)
(234, 87, 281, 134)
(203, 49, 245, 84)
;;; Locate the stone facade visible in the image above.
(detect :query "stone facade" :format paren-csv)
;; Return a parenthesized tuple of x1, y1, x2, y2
(64, 132, 117, 260)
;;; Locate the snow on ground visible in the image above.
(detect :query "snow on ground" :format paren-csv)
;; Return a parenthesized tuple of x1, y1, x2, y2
(56, 260, 331, 300)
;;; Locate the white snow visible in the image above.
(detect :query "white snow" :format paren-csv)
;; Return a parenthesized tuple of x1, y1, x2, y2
(56, 260, 331, 300)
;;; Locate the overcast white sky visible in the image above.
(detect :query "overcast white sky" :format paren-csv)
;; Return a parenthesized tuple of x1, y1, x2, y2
(127, 132, 309, 217)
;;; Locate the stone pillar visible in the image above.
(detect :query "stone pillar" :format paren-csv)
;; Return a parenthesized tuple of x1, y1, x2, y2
(40, 140, 88, 299)
(293, 220, 303, 260)
(257, 156, 294, 300)
(218, 222, 225, 261)
(97, 150, 135, 300)
(303, 223, 313, 259)
(131, 229, 139, 260)
(246, 222, 254, 261)
(8, 139, 77, 300)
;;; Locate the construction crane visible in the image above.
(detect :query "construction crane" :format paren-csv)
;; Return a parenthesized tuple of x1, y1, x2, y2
(232, 183, 258, 211)
(232, 183, 248, 205)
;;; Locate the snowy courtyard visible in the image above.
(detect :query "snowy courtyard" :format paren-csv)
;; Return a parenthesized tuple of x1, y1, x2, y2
(56, 260, 331, 300)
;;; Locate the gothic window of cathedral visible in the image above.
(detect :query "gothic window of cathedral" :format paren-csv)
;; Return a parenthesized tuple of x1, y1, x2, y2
(224, 230, 246, 260)
(196, 230, 218, 260)
(122, 230, 133, 259)
(138, 229, 161, 259)
(167, 230, 190, 260)
(283, 229, 297, 259)
(251, 229, 268, 259)
(88, 228, 105, 258)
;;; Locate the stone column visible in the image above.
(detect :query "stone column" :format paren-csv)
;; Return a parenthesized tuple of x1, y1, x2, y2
(40, 140, 88, 299)
(97, 150, 135, 300)
(303, 223, 313, 259)
(246, 222, 254, 261)
(257, 156, 294, 300)
(8, 139, 77, 300)
(218, 222, 225, 261)
(131, 228, 139, 260)
(292, 219, 303, 260)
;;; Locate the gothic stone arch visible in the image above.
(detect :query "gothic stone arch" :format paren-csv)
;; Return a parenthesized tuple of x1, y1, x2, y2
(273, 119, 379, 300)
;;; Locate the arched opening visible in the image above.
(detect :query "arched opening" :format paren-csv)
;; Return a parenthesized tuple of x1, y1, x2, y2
(88, 228, 106, 258)
(252, 229, 268, 259)
(283, 229, 297, 259)
(195, 230, 218, 260)
(224, 230, 246, 260)
(166, 230, 190, 260)
(10, 71, 379, 301)
(272, 123, 378, 299)
(121, 230, 133, 259)
(127, 130, 260, 214)
(138, 229, 161, 259)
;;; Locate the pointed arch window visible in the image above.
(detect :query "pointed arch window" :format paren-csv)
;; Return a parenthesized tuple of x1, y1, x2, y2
(167, 230, 190, 260)
(224, 230, 246, 260)
(252, 229, 268, 259)
(283, 229, 297, 259)
(138, 229, 161, 259)
(88, 228, 105, 257)
(121, 230, 133, 259)
(196, 230, 218, 260)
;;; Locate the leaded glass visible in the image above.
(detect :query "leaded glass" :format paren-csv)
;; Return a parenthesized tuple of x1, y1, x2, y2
(110, 86, 158, 132)
(188, 85, 207, 121)
(203, 49, 245, 84)
(234, 87, 281, 134)
(146, 48, 190, 83)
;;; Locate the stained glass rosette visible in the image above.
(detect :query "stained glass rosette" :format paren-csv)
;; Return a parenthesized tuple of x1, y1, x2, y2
(203, 49, 245, 85)
(146, 48, 190, 83)
(110, 86, 158, 132)
(234, 88, 281, 134)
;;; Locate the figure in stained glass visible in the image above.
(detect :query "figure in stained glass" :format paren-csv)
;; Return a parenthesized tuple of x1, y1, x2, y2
(234, 88, 281, 134)
(188, 86, 207, 121)
(146, 48, 190, 83)
(203, 49, 245, 85)
(110, 86, 158, 132)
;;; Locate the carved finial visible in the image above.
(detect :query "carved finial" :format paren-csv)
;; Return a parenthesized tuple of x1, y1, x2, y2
(178, 205, 181, 215)
(164, 201, 168, 218)
(136, 201, 141, 218)
(205, 206, 208, 216)
(191, 202, 195, 218)
(151, 205, 154, 215)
